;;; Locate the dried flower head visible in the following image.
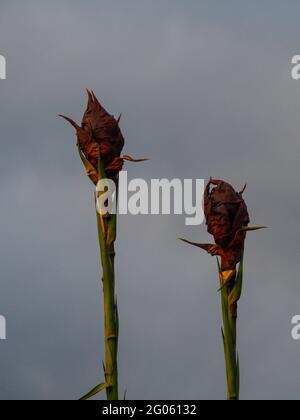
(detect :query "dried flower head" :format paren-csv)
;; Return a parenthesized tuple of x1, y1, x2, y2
(181, 178, 265, 273)
(204, 178, 249, 269)
(60, 90, 125, 182)
(60, 90, 148, 184)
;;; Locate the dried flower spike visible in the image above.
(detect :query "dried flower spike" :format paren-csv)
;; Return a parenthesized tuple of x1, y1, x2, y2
(60, 91, 148, 401)
(180, 178, 266, 400)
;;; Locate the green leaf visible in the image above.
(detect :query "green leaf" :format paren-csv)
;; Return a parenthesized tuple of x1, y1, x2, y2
(77, 144, 99, 184)
(79, 383, 108, 401)
(229, 255, 244, 307)
(97, 145, 107, 180)
(217, 269, 235, 293)
(105, 178, 118, 248)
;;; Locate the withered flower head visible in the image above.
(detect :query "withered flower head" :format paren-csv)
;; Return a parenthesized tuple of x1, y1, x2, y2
(181, 178, 266, 273)
(205, 179, 249, 247)
(60, 90, 125, 182)
(204, 178, 249, 269)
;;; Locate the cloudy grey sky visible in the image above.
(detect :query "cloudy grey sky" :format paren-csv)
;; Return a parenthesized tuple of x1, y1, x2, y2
(0, 0, 300, 400)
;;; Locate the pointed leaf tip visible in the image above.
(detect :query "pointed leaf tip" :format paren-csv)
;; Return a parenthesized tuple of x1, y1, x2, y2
(123, 155, 150, 163)
(239, 184, 247, 195)
(179, 238, 217, 254)
(241, 226, 268, 232)
(79, 383, 108, 401)
(59, 114, 80, 130)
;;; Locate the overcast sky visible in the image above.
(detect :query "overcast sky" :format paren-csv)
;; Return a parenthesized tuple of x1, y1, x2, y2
(0, 0, 300, 400)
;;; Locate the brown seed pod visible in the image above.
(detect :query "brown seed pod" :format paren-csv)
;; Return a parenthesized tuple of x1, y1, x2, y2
(203, 179, 250, 270)
(60, 90, 125, 182)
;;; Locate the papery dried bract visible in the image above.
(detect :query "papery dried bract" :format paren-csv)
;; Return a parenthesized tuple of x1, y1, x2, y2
(204, 179, 250, 270)
(60, 90, 125, 182)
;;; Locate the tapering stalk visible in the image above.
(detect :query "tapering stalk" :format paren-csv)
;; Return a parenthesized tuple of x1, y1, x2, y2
(96, 150, 119, 401)
(218, 258, 243, 401)
(96, 208, 119, 400)
(221, 288, 238, 400)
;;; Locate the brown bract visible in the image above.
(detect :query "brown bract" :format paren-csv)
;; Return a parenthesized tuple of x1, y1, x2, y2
(204, 179, 250, 269)
(60, 90, 125, 181)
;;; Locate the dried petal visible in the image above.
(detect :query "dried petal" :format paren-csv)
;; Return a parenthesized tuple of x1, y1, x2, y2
(203, 179, 250, 270)
(60, 90, 125, 182)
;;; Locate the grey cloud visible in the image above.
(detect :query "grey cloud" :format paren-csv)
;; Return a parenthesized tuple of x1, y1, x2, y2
(0, 0, 299, 400)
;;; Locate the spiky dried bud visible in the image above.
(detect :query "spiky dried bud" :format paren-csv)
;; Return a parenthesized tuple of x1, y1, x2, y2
(60, 90, 124, 182)
(180, 178, 254, 275)
(204, 179, 250, 270)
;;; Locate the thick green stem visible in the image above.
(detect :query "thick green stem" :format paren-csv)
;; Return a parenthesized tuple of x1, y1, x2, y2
(219, 262, 240, 401)
(96, 209, 119, 400)
(94, 147, 119, 400)
(225, 308, 238, 400)
(76, 145, 119, 400)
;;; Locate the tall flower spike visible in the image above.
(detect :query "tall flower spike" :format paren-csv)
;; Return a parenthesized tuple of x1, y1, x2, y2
(60, 91, 149, 401)
(180, 178, 266, 400)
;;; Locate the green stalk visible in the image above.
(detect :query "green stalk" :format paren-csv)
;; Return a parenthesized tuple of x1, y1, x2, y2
(218, 257, 243, 401)
(221, 290, 238, 400)
(78, 147, 119, 401)
(96, 208, 119, 400)
(95, 150, 119, 401)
